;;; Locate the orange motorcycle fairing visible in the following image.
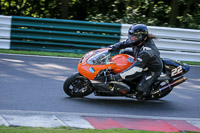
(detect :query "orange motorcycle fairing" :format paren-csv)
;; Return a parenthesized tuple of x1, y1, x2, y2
(111, 54, 135, 73)
(78, 48, 135, 80)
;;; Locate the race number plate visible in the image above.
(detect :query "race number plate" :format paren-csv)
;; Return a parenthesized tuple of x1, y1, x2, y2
(171, 65, 183, 77)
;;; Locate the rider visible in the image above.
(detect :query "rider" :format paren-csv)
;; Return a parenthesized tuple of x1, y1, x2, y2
(107, 24, 163, 99)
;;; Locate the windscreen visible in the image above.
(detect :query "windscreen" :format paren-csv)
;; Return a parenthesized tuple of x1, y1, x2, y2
(87, 50, 111, 65)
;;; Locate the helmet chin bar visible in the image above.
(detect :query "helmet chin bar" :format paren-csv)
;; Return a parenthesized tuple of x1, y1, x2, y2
(128, 33, 148, 47)
(128, 35, 140, 46)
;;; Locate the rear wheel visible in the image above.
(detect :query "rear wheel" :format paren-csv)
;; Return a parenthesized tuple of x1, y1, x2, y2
(63, 72, 94, 97)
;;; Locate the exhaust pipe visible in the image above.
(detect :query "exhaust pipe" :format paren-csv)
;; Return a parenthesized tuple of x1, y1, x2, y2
(151, 76, 187, 94)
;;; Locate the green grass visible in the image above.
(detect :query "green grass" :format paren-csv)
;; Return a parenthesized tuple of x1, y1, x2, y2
(0, 126, 164, 133)
(0, 49, 200, 66)
(0, 49, 84, 58)
(0, 126, 198, 133)
(180, 61, 200, 66)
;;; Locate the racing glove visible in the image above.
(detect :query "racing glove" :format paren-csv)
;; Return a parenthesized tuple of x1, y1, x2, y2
(108, 45, 118, 52)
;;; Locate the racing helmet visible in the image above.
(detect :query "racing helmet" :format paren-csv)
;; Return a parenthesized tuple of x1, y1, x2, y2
(128, 24, 148, 46)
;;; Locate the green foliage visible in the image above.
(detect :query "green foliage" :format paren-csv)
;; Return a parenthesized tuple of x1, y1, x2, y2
(0, 0, 61, 18)
(0, 0, 199, 29)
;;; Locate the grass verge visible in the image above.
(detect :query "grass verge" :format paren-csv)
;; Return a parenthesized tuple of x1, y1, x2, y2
(0, 49, 84, 58)
(0, 126, 197, 133)
(0, 49, 199, 66)
(0, 126, 164, 133)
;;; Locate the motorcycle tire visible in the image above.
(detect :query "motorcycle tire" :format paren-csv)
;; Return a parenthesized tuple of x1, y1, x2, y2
(63, 72, 94, 97)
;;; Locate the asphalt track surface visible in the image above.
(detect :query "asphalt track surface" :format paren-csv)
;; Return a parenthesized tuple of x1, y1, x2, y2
(0, 53, 200, 119)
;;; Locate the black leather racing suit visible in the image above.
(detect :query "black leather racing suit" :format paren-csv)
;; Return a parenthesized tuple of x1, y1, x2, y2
(111, 39, 163, 95)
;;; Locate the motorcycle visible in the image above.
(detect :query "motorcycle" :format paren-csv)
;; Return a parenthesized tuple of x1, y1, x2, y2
(63, 48, 190, 100)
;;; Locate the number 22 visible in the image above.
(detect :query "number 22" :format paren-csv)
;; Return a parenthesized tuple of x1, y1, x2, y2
(171, 66, 183, 77)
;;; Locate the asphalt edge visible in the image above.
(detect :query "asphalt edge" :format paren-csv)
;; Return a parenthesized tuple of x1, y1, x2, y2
(0, 109, 199, 130)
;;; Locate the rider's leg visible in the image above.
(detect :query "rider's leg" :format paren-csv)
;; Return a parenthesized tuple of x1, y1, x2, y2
(136, 71, 160, 99)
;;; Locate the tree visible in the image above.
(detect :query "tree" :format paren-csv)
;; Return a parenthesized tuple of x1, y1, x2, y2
(61, 0, 69, 19)
(169, 0, 180, 26)
(0, 0, 199, 29)
(182, 0, 195, 17)
(147, 0, 155, 18)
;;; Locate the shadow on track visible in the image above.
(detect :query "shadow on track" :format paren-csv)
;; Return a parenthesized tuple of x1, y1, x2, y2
(63, 96, 179, 114)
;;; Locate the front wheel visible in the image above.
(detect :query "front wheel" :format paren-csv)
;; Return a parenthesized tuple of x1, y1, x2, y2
(63, 72, 94, 97)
